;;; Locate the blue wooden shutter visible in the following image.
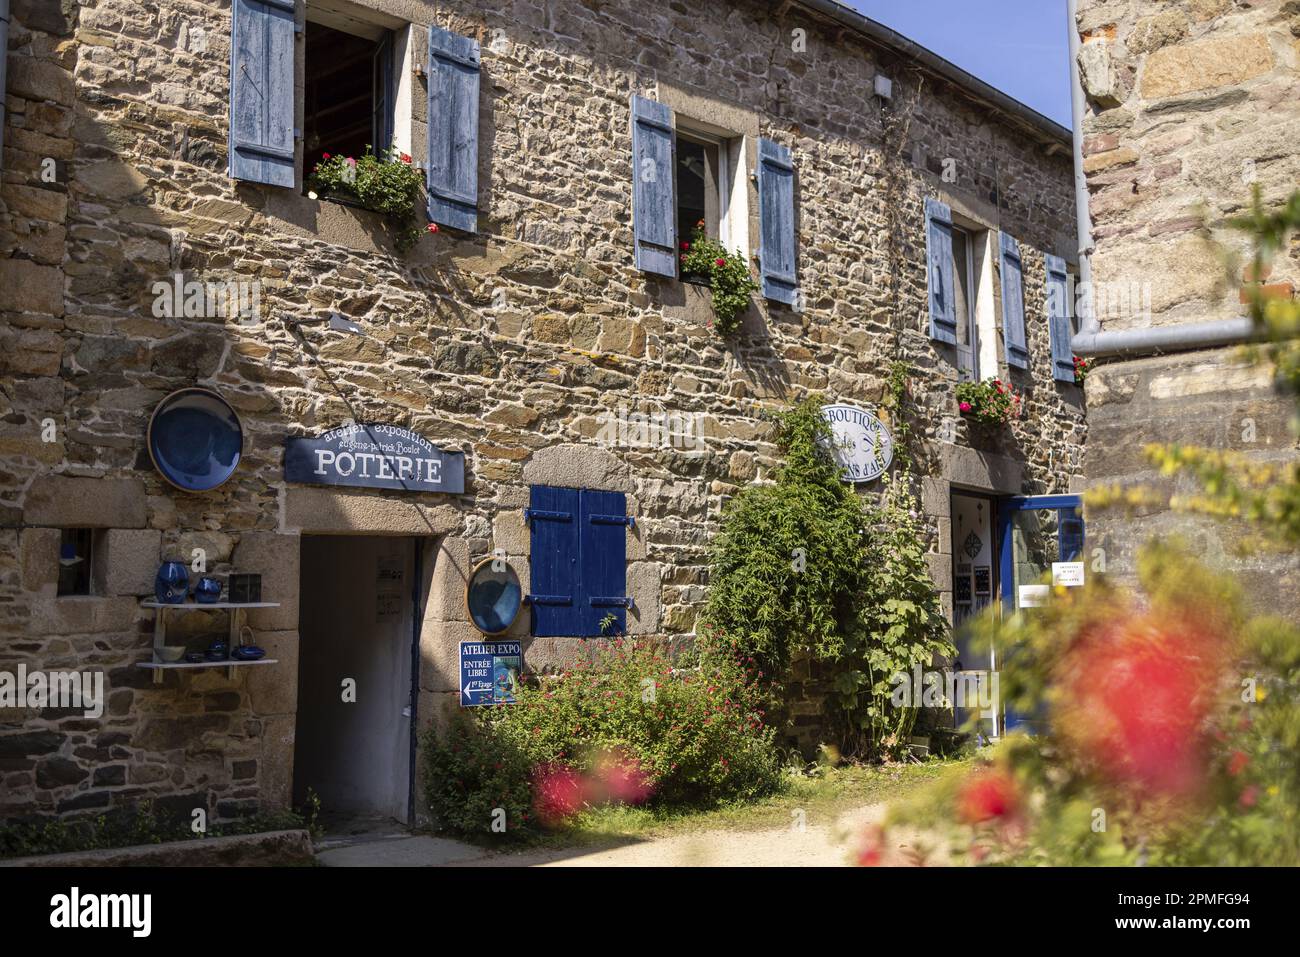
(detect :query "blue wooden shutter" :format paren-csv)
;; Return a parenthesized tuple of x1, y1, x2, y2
(372, 32, 394, 157)
(630, 94, 676, 277)
(758, 138, 797, 304)
(1045, 254, 1074, 383)
(427, 26, 480, 233)
(527, 486, 580, 637)
(1000, 232, 1029, 370)
(229, 0, 296, 187)
(924, 198, 957, 344)
(1059, 510, 1085, 562)
(580, 490, 629, 637)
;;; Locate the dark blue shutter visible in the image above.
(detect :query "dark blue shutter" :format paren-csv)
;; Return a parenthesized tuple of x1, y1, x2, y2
(758, 138, 797, 304)
(925, 198, 957, 344)
(527, 486, 580, 637)
(1046, 254, 1074, 383)
(427, 26, 480, 233)
(1000, 232, 1029, 370)
(630, 94, 676, 277)
(372, 32, 394, 157)
(580, 490, 629, 637)
(229, 0, 296, 187)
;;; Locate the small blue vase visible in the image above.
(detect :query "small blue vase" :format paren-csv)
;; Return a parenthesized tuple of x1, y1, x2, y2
(194, 577, 223, 604)
(154, 560, 190, 604)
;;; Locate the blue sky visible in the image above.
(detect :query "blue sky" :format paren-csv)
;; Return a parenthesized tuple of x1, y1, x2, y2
(840, 0, 1073, 126)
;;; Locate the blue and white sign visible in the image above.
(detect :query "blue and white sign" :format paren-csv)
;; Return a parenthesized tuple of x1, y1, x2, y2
(821, 404, 894, 483)
(459, 640, 522, 707)
(284, 423, 465, 494)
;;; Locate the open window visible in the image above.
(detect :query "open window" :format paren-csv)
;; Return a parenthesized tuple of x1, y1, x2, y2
(951, 225, 981, 381)
(303, 12, 395, 174)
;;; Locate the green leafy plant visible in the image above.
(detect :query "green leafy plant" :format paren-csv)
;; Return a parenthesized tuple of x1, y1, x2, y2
(423, 640, 781, 840)
(307, 145, 434, 253)
(956, 378, 1021, 426)
(872, 541, 1300, 866)
(699, 395, 952, 758)
(681, 222, 759, 337)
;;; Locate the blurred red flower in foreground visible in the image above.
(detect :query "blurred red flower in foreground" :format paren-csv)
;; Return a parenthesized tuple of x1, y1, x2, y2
(592, 753, 654, 805)
(532, 763, 585, 824)
(856, 824, 886, 866)
(1054, 612, 1227, 801)
(957, 769, 1020, 825)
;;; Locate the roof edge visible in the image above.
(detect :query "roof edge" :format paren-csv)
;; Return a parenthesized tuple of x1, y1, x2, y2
(795, 0, 1072, 146)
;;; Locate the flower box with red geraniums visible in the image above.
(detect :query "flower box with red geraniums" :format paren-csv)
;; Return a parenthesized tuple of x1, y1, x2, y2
(956, 378, 1022, 426)
(1073, 354, 1095, 385)
(306, 145, 436, 254)
(679, 221, 758, 338)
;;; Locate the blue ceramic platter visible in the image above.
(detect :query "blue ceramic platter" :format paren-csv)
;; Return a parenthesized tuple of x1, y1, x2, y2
(148, 388, 243, 492)
(465, 560, 522, 635)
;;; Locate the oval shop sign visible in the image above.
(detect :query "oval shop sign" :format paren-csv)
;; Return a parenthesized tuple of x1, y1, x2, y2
(821, 404, 894, 484)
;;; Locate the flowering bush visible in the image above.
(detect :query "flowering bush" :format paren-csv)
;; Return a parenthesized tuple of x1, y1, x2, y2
(955, 378, 1021, 426)
(306, 145, 434, 253)
(423, 639, 781, 840)
(869, 541, 1300, 866)
(680, 222, 758, 337)
(1072, 354, 1094, 385)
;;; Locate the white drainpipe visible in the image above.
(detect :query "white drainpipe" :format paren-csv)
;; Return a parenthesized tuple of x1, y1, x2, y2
(1065, 0, 1258, 358)
(1, 0, 9, 171)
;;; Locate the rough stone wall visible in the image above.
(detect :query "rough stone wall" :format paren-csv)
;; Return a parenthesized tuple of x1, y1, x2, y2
(1076, 0, 1300, 618)
(0, 0, 1079, 820)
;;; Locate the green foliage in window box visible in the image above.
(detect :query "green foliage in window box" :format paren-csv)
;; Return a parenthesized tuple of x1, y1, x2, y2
(680, 223, 759, 337)
(956, 378, 1022, 426)
(699, 394, 953, 759)
(307, 145, 435, 254)
(422, 640, 781, 841)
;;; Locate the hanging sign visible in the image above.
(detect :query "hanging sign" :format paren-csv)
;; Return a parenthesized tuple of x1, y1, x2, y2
(821, 404, 894, 483)
(460, 640, 522, 707)
(284, 423, 465, 494)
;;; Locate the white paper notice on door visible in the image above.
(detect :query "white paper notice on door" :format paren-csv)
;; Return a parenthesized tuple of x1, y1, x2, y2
(1019, 584, 1050, 608)
(1052, 562, 1085, 587)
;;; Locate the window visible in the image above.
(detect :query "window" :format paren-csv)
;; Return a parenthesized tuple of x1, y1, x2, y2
(526, 486, 630, 638)
(303, 16, 394, 174)
(951, 226, 981, 381)
(676, 131, 726, 248)
(57, 529, 93, 597)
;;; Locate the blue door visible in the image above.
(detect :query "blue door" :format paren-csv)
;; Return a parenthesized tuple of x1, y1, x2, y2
(996, 495, 1084, 734)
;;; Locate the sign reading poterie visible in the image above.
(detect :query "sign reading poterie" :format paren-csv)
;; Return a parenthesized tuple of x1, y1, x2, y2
(284, 423, 465, 494)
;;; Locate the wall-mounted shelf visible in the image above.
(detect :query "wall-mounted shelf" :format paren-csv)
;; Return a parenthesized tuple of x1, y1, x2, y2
(139, 599, 282, 685)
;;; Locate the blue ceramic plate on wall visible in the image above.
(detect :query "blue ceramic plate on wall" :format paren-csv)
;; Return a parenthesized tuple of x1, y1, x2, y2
(464, 559, 522, 635)
(147, 388, 243, 492)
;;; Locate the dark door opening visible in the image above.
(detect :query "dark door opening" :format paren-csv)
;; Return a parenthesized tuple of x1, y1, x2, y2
(293, 535, 421, 829)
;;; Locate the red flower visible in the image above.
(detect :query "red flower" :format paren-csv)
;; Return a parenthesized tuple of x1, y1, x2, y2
(715, 257, 726, 267)
(1227, 750, 1249, 776)
(956, 769, 1020, 824)
(400, 152, 412, 163)
(681, 241, 690, 250)
(856, 825, 886, 867)
(322, 152, 331, 160)
(532, 763, 585, 824)
(427, 223, 439, 233)
(1239, 785, 1259, 808)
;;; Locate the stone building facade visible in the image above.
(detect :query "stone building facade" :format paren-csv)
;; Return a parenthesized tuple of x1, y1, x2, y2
(0, 0, 1081, 825)
(1074, 0, 1300, 617)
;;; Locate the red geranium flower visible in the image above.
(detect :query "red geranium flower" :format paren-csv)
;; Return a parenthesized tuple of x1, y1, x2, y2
(681, 241, 690, 250)
(956, 769, 1020, 824)
(400, 152, 412, 163)
(427, 223, 439, 233)
(715, 257, 726, 267)
(322, 152, 331, 160)
(1227, 750, 1249, 776)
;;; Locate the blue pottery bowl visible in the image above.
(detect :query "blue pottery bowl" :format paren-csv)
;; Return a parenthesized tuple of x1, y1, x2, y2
(154, 560, 190, 604)
(232, 646, 266, 661)
(194, 577, 223, 604)
(147, 388, 243, 492)
(464, 559, 522, 635)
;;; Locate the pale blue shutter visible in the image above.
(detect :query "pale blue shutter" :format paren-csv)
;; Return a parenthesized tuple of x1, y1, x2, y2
(925, 198, 957, 344)
(427, 26, 480, 233)
(229, 0, 296, 187)
(630, 94, 676, 277)
(372, 32, 394, 157)
(1046, 254, 1074, 382)
(758, 138, 797, 304)
(1000, 232, 1029, 370)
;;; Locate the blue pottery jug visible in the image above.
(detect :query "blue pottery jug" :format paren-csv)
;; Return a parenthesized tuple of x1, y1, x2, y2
(194, 577, 223, 604)
(154, 561, 190, 604)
